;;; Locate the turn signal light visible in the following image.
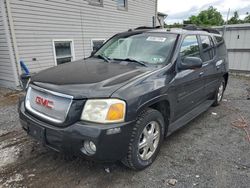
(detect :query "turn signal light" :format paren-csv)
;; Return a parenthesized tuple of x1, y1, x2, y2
(106, 103, 125, 121)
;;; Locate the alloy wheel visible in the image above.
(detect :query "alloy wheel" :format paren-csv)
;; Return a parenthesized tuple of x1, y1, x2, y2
(138, 121, 160, 161)
(217, 82, 224, 102)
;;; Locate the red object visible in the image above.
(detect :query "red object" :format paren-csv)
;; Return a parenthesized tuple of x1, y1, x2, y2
(35, 96, 54, 109)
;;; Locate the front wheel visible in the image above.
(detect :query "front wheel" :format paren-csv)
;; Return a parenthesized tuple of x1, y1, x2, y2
(212, 79, 225, 106)
(122, 108, 165, 170)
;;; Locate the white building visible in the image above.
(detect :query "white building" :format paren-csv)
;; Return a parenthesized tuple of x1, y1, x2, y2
(214, 24, 250, 73)
(0, 0, 158, 88)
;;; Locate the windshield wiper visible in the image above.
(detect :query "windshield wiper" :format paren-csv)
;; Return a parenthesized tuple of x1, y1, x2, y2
(116, 58, 147, 67)
(96, 54, 111, 63)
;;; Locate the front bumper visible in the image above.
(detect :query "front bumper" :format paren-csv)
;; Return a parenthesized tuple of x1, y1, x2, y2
(19, 101, 134, 162)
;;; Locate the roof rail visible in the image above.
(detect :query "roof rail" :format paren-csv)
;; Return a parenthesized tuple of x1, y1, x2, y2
(183, 25, 220, 34)
(128, 26, 161, 31)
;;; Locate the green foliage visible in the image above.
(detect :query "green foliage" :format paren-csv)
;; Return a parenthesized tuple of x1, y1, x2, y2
(186, 6, 224, 26)
(165, 22, 183, 28)
(167, 7, 250, 27)
(244, 14, 250, 23)
(228, 11, 243, 24)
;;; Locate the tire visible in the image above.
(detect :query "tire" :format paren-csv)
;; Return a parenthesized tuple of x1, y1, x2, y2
(212, 79, 225, 106)
(122, 108, 165, 170)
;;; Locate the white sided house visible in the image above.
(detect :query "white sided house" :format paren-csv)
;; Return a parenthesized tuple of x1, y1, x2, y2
(214, 24, 250, 73)
(0, 0, 158, 88)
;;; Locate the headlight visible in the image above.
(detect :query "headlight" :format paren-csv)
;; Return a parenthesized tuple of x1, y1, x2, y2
(81, 99, 126, 123)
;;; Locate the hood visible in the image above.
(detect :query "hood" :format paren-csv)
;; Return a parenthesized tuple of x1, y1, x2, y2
(31, 58, 151, 99)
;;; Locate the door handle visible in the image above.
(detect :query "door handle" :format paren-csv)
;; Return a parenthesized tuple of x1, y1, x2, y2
(216, 60, 223, 70)
(199, 71, 204, 77)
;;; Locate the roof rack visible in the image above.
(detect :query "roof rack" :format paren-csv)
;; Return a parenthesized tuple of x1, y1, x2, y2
(183, 25, 220, 34)
(128, 26, 161, 31)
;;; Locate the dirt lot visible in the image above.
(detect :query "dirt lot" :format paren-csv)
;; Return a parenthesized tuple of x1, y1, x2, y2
(0, 75, 249, 188)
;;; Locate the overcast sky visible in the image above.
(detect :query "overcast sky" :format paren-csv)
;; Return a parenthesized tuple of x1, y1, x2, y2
(158, 0, 250, 24)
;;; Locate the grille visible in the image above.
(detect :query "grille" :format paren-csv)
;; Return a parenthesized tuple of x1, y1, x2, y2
(25, 86, 73, 124)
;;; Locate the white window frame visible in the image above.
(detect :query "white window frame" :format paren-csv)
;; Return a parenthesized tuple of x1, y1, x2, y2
(52, 39, 75, 66)
(91, 38, 106, 51)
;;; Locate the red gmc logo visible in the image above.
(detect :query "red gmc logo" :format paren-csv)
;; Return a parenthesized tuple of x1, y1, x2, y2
(35, 96, 54, 109)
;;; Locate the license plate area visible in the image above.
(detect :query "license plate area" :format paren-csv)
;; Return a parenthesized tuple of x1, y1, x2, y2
(28, 124, 45, 142)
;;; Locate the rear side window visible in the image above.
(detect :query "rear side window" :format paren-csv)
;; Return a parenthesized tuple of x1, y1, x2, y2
(200, 35, 215, 62)
(180, 35, 201, 59)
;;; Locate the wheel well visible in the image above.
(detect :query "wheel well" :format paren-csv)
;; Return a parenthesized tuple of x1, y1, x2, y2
(223, 73, 229, 87)
(149, 100, 170, 136)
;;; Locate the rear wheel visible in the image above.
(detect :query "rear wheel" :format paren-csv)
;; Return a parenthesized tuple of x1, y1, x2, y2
(122, 108, 165, 170)
(212, 79, 225, 106)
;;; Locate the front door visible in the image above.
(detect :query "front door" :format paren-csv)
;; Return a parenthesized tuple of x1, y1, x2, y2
(172, 35, 206, 121)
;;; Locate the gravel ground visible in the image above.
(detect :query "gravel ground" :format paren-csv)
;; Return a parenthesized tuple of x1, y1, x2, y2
(0, 75, 249, 188)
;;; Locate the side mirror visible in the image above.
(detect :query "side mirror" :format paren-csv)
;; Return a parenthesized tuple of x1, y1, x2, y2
(179, 56, 202, 70)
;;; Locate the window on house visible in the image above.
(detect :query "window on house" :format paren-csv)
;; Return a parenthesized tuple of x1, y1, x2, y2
(91, 39, 105, 52)
(180, 35, 201, 59)
(200, 35, 215, 62)
(53, 40, 74, 65)
(88, 0, 103, 6)
(117, 0, 127, 9)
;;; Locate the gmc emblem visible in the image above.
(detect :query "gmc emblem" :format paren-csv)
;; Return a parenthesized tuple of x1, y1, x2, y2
(35, 96, 54, 109)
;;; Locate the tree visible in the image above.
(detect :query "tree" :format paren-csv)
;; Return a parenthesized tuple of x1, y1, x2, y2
(165, 22, 183, 28)
(228, 11, 243, 24)
(244, 15, 250, 23)
(244, 12, 250, 23)
(186, 6, 224, 26)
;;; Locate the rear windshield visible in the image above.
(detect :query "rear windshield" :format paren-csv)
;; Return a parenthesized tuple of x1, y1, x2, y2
(95, 33, 178, 65)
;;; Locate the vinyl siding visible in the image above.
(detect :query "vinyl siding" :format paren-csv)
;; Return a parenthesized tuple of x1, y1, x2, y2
(9, 0, 157, 73)
(228, 51, 250, 71)
(213, 24, 250, 72)
(224, 29, 250, 50)
(224, 29, 250, 71)
(215, 25, 250, 72)
(0, 1, 18, 88)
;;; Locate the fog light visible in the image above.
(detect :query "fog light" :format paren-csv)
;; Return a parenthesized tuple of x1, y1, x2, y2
(83, 140, 96, 155)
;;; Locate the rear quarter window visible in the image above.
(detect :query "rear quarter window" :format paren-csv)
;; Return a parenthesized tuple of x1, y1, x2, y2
(214, 35, 227, 56)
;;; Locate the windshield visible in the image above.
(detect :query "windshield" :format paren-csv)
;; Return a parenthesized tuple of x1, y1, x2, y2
(94, 33, 177, 65)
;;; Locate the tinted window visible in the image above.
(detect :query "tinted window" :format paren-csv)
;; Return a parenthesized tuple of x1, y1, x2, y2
(215, 36, 223, 44)
(200, 35, 215, 61)
(214, 36, 227, 56)
(95, 33, 177, 65)
(180, 35, 201, 59)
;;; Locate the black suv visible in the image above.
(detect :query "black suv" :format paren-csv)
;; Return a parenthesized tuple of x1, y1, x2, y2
(19, 26, 229, 170)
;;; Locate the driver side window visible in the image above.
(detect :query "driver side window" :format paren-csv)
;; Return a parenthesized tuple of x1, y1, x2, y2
(180, 35, 201, 59)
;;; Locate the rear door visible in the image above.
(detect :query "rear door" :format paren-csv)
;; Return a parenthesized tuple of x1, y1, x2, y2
(198, 35, 219, 99)
(172, 35, 206, 120)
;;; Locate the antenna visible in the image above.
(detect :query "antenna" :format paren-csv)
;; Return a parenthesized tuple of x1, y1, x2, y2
(223, 8, 230, 37)
(225, 8, 230, 25)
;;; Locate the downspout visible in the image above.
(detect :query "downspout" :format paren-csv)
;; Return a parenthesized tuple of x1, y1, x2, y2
(155, 0, 158, 27)
(5, 0, 22, 85)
